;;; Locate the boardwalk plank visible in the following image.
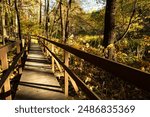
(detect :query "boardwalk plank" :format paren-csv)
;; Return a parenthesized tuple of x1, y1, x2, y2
(15, 43, 65, 100)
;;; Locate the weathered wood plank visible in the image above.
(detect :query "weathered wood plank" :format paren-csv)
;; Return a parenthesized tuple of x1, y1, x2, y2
(15, 43, 65, 100)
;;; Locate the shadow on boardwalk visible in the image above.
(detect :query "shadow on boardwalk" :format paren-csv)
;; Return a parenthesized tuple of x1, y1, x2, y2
(14, 43, 65, 100)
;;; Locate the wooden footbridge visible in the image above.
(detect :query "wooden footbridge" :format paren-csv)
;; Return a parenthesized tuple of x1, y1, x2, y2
(0, 36, 150, 100)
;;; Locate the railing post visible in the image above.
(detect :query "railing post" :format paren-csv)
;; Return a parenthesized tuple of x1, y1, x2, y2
(3, 79, 11, 100)
(52, 44, 55, 73)
(1, 48, 8, 70)
(25, 39, 29, 55)
(46, 44, 49, 57)
(1, 47, 11, 100)
(17, 41, 21, 54)
(22, 39, 25, 47)
(17, 42, 22, 74)
(64, 50, 69, 97)
(43, 40, 46, 52)
(27, 34, 31, 54)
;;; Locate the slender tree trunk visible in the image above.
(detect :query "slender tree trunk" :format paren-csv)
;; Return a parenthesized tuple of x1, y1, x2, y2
(8, 0, 13, 38)
(50, 3, 59, 37)
(44, 0, 47, 35)
(39, 0, 42, 25)
(15, 14, 18, 35)
(45, 0, 49, 39)
(1, 0, 7, 45)
(103, 0, 117, 59)
(45, 0, 47, 12)
(14, 0, 22, 49)
(63, 0, 72, 43)
(59, 0, 63, 39)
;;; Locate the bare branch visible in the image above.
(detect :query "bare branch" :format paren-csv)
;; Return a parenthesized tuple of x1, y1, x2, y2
(116, 0, 137, 43)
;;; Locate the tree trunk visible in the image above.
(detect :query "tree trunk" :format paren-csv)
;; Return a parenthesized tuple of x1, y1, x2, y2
(15, 14, 18, 35)
(8, 0, 14, 38)
(39, 0, 42, 25)
(1, 0, 7, 45)
(59, 0, 63, 38)
(63, 0, 72, 43)
(50, 3, 59, 37)
(103, 0, 117, 59)
(14, 0, 22, 49)
(45, 0, 49, 39)
(45, 0, 47, 12)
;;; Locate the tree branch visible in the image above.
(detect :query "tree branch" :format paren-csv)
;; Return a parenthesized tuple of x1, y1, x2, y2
(116, 0, 137, 42)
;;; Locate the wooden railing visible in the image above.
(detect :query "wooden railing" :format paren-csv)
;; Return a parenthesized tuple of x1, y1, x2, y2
(36, 36, 150, 99)
(0, 40, 28, 100)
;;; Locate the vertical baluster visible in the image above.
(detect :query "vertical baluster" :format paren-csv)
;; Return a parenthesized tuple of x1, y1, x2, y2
(64, 51, 69, 97)
(52, 44, 55, 73)
(1, 47, 11, 100)
(25, 38, 29, 56)
(17, 42, 22, 75)
(1, 48, 8, 70)
(46, 49, 49, 57)
(22, 39, 25, 47)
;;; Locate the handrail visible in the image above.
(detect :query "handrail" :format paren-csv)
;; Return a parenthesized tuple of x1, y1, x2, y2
(0, 40, 27, 99)
(38, 36, 150, 92)
(39, 40, 100, 100)
(0, 47, 26, 89)
(0, 41, 20, 51)
(0, 41, 19, 59)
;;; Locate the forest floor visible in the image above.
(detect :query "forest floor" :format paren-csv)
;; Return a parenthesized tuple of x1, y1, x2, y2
(51, 35, 150, 99)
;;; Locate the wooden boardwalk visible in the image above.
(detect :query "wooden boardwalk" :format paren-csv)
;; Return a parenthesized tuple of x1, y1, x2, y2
(15, 43, 65, 100)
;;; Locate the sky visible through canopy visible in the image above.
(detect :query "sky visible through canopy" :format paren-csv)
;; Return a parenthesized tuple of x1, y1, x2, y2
(49, 0, 105, 12)
(80, 0, 105, 12)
